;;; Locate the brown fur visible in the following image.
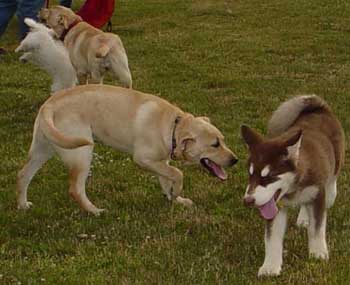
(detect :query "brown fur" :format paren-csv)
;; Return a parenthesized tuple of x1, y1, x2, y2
(242, 95, 345, 276)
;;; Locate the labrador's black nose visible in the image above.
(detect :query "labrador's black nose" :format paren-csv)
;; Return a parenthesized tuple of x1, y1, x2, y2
(229, 157, 238, 166)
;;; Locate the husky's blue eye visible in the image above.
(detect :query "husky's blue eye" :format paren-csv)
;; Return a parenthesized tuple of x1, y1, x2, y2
(211, 139, 220, 148)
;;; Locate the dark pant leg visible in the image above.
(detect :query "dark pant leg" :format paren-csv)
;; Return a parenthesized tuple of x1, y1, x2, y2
(16, 0, 45, 39)
(0, 0, 17, 37)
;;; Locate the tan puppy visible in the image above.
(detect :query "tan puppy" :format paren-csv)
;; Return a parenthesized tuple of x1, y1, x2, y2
(39, 6, 132, 88)
(17, 85, 238, 215)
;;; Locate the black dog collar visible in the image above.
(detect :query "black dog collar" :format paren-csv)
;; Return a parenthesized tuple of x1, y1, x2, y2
(170, 116, 181, 160)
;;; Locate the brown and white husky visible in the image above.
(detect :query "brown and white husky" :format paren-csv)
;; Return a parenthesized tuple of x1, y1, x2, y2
(241, 95, 345, 277)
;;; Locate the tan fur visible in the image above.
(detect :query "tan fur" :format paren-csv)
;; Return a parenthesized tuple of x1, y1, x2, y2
(39, 6, 132, 88)
(96, 44, 111, 58)
(40, 105, 93, 149)
(17, 85, 237, 214)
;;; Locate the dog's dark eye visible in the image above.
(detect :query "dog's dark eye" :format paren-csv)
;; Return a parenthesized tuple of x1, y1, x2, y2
(211, 139, 220, 148)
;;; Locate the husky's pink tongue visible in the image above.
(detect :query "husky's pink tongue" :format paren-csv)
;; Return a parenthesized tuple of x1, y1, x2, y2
(258, 197, 278, 220)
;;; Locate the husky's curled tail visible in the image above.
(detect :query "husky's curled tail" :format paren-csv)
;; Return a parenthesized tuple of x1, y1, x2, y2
(267, 95, 330, 137)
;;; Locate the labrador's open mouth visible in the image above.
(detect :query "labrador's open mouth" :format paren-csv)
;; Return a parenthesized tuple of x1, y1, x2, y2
(258, 189, 282, 220)
(200, 158, 227, 181)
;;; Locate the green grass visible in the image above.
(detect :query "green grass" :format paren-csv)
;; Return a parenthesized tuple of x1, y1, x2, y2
(0, 0, 350, 284)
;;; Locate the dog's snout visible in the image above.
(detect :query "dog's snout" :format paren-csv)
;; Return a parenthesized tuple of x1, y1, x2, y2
(229, 156, 238, 167)
(243, 196, 255, 207)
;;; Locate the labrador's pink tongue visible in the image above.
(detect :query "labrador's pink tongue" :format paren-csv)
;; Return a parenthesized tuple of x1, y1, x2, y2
(211, 163, 227, 180)
(258, 197, 278, 220)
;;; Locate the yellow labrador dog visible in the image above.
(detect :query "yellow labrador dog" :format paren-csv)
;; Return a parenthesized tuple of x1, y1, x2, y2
(39, 6, 132, 88)
(17, 85, 238, 215)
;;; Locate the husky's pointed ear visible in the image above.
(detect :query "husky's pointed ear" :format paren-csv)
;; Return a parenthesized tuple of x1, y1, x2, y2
(197, 116, 210, 123)
(241, 125, 263, 146)
(285, 130, 303, 162)
(58, 15, 69, 29)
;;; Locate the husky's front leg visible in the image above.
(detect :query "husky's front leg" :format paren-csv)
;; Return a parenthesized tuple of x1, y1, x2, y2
(258, 208, 288, 277)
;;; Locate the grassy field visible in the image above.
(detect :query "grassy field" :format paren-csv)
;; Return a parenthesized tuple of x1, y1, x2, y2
(0, 0, 349, 284)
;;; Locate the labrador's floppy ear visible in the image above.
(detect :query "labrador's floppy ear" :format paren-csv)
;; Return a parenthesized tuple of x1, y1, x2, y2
(58, 14, 69, 29)
(241, 125, 263, 146)
(179, 136, 196, 151)
(172, 115, 196, 160)
(173, 130, 196, 160)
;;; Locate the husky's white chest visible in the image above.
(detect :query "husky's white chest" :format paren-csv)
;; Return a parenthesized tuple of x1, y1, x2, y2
(283, 185, 320, 206)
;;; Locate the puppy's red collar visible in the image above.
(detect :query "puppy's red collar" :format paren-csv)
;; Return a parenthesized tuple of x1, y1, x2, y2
(59, 19, 82, 41)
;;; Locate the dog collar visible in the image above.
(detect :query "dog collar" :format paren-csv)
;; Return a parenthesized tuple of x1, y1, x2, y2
(170, 116, 181, 160)
(59, 19, 82, 41)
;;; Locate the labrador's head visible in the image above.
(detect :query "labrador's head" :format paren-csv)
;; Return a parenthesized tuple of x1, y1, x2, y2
(173, 115, 238, 180)
(39, 6, 81, 38)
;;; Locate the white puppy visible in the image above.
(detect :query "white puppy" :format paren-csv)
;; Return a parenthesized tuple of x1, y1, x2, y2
(15, 18, 77, 93)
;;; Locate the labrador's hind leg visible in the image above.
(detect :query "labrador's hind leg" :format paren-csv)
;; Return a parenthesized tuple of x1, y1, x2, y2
(17, 127, 54, 210)
(56, 145, 105, 216)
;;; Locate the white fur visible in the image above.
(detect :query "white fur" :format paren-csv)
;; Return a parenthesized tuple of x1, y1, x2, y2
(284, 185, 319, 207)
(15, 18, 77, 93)
(245, 172, 296, 206)
(306, 204, 329, 259)
(325, 178, 337, 208)
(287, 135, 302, 163)
(249, 163, 254, 175)
(261, 165, 270, 177)
(296, 205, 309, 227)
(258, 209, 287, 277)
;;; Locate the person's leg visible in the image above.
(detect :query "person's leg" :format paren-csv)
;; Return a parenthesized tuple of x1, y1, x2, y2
(16, 0, 45, 39)
(0, 0, 17, 37)
(59, 0, 72, 8)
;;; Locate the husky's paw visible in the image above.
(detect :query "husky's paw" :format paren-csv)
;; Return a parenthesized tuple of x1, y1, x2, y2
(296, 215, 309, 228)
(309, 239, 329, 260)
(175, 196, 194, 208)
(258, 264, 281, 277)
(310, 249, 329, 260)
(17, 201, 33, 210)
(296, 206, 309, 228)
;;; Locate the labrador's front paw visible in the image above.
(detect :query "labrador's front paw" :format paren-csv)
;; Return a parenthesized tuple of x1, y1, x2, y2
(17, 201, 33, 210)
(175, 196, 193, 208)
